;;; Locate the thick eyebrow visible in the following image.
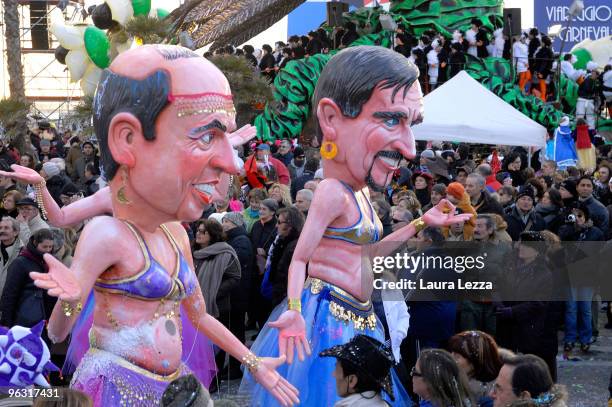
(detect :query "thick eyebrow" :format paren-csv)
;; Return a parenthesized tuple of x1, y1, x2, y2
(373, 111, 408, 120)
(191, 119, 227, 133)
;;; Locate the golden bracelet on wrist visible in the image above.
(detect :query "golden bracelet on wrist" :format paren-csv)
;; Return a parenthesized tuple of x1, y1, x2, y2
(61, 300, 82, 317)
(410, 217, 427, 234)
(288, 298, 301, 313)
(34, 180, 48, 221)
(241, 352, 262, 374)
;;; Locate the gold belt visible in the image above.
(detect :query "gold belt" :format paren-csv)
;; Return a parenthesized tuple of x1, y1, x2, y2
(306, 277, 377, 331)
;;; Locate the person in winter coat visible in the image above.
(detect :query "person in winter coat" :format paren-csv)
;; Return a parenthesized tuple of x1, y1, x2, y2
(192, 219, 241, 380)
(219, 212, 253, 379)
(192, 219, 240, 319)
(495, 232, 561, 380)
(0, 229, 56, 345)
(535, 188, 566, 234)
(448, 42, 466, 79)
(249, 198, 278, 329)
(533, 36, 554, 102)
(503, 186, 546, 241)
(576, 175, 609, 232)
(266, 207, 304, 306)
(466, 174, 504, 215)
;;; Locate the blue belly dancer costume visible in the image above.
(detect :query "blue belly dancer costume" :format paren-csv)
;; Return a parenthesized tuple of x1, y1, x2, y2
(66, 221, 216, 406)
(240, 182, 409, 406)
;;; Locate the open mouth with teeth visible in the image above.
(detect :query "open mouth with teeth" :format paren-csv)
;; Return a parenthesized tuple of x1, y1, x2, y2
(375, 150, 402, 170)
(194, 183, 215, 204)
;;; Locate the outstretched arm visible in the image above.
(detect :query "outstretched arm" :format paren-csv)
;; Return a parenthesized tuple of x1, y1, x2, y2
(371, 199, 473, 258)
(0, 165, 113, 227)
(30, 217, 121, 342)
(171, 224, 299, 407)
(267, 179, 345, 363)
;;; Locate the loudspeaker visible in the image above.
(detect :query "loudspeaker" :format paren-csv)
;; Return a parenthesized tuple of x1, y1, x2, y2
(503, 8, 522, 38)
(327, 2, 349, 27)
(30, 1, 49, 50)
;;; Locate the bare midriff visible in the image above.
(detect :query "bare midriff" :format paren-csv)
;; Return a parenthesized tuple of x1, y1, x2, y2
(307, 238, 374, 303)
(91, 290, 183, 375)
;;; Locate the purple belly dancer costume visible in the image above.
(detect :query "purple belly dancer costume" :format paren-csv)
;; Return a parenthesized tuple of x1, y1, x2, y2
(67, 222, 216, 406)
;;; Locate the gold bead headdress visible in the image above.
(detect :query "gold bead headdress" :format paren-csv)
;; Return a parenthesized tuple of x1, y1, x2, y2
(168, 92, 236, 118)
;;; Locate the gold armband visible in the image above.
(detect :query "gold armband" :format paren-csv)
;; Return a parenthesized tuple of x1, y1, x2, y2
(34, 180, 48, 221)
(410, 217, 427, 234)
(61, 300, 82, 317)
(241, 352, 262, 374)
(288, 298, 301, 313)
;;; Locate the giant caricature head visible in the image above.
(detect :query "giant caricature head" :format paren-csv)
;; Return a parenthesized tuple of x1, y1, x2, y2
(93, 45, 238, 222)
(314, 46, 422, 192)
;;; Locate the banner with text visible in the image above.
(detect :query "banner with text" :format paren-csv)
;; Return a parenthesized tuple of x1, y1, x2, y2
(534, 0, 611, 51)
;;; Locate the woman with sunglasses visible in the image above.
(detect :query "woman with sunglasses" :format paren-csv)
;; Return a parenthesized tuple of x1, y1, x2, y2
(411, 348, 474, 407)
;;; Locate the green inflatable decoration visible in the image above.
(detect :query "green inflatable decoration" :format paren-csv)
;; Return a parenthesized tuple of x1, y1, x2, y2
(570, 48, 591, 71)
(84, 26, 110, 69)
(157, 8, 170, 19)
(132, 0, 151, 16)
(254, 0, 581, 141)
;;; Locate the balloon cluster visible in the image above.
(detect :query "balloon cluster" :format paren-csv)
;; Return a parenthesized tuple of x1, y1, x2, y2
(51, 0, 169, 96)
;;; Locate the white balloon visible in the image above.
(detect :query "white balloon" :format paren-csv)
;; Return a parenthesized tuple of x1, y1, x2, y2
(50, 22, 84, 50)
(65, 48, 90, 82)
(106, 0, 134, 26)
(80, 64, 103, 96)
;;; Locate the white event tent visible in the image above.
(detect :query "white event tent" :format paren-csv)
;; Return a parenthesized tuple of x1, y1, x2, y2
(412, 71, 548, 148)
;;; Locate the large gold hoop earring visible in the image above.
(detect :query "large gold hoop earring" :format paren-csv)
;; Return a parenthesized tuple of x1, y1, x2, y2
(320, 141, 338, 160)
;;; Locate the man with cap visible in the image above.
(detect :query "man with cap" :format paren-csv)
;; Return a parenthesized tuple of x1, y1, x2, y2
(220, 211, 254, 379)
(559, 179, 579, 207)
(503, 185, 545, 241)
(15, 197, 49, 246)
(287, 146, 306, 181)
(319, 334, 395, 406)
(245, 143, 290, 188)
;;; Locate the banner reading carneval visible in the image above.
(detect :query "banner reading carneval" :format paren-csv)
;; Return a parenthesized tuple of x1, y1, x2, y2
(534, 0, 611, 50)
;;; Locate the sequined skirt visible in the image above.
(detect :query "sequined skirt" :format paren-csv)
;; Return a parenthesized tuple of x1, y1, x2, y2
(240, 277, 409, 407)
(71, 348, 189, 407)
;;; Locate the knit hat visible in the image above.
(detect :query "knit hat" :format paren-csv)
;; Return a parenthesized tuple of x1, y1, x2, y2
(256, 143, 270, 151)
(559, 179, 578, 199)
(519, 231, 545, 242)
(223, 212, 244, 228)
(42, 162, 60, 178)
(420, 149, 436, 160)
(516, 185, 535, 201)
(446, 182, 465, 200)
(40, 139, 51, 147)
(293, 146, 305, 158)
(261, 198, 279, 213)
